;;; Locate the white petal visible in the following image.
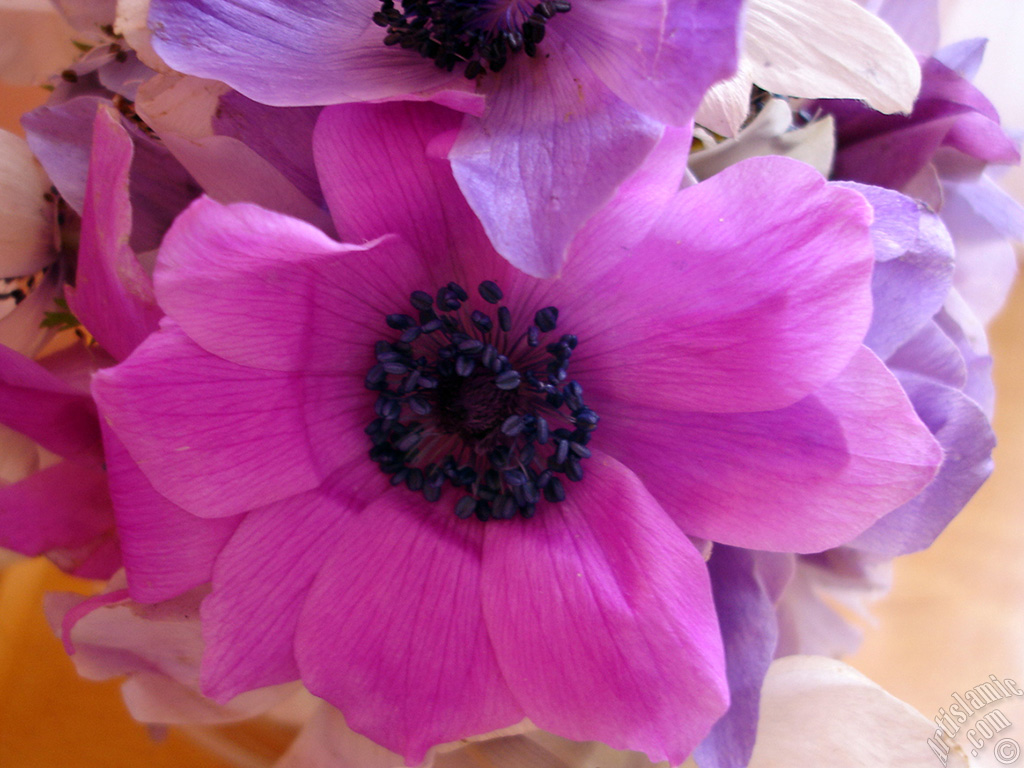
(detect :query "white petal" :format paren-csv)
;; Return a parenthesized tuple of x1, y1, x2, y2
(695, 61, 755, 137)
(749, 656, 972, 768)
(115, 0, 167, 72)
(691, 98, 836, 179)
(744, 0, 921, 113)
(0, 129, 54, 276)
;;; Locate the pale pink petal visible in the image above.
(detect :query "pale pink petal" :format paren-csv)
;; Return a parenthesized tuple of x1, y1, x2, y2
(481, 452, 728, 765)
(0, 274, 59, 358)
(695, 62, 756, 137)
(592, 347, 941, 552)
(296, 493, 524, 764)
(772, 556, 865, 658)
(134, 74, 334, 234)
(45, 588, 291, 724)
(0, 0, 78, 85)
(276, 703, 408, 768)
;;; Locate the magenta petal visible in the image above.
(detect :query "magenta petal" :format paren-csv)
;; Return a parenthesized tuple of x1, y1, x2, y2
(65, 106, 161, 362)
(54, 535, 122, 580)
(296, 494, 523, 763)
(0, 459, 113, 557)
(200, 477, 381, 700)
(562, 157, 875, 413)
(450, 39, 662, 278)
(0, 345, 100, 458)
(101, 423, 239, 603)
(481, 452, 728, 764)
(595, 347, 942, 552)
(92, 324, 334, 517)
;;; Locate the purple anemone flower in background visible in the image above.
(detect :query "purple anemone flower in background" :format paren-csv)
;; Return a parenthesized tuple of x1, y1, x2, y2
(92, 100, 941, 764)
(146, 0, 743, 277)
(820, 40, 1023, 324)
(692, 180, 997, 768)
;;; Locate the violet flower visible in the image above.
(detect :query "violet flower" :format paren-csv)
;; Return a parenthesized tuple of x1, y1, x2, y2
(92, 100, 941, 764)
(820, 42, 1023, 323)
(695, 181, 997, 768)
(145, 0, 743, 277)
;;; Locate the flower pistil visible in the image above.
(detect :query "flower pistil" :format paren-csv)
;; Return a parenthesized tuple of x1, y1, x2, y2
(365, 278, 598, 521)
(372, 0, 571, 78)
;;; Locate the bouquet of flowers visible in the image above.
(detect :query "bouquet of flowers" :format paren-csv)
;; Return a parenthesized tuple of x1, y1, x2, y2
(0, 0, 1019, 765)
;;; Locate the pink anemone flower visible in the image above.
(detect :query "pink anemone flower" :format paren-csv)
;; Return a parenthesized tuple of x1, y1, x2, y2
(92, 101, 941, 764)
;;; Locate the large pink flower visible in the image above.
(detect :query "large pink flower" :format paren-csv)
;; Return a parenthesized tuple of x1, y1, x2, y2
(92, 101, 941, 764)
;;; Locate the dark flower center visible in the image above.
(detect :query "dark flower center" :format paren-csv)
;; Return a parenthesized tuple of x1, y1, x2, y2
(365, 279, 598, 521)
(372, 0, 571, 78)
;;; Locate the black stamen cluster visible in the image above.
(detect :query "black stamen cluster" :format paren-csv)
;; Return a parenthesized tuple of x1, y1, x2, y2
(364, 279, 598, 521)
(372, 0, 571, 78)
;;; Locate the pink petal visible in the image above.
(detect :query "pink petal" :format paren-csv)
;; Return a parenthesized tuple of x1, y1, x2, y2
(594, 347, 942, 552)
(65, 105, 161, 362)
(450, 39, 662, 278)
(560, 156, 875, 413)
(101, 423, 239, 603)
(201, 464, 387, 701)
(296, 493, 524, 763)
(155, 196, 426, 373)
(481, 452, 728, 765)
(314, 100, 508, 275)
(92, 324, 346, 517)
